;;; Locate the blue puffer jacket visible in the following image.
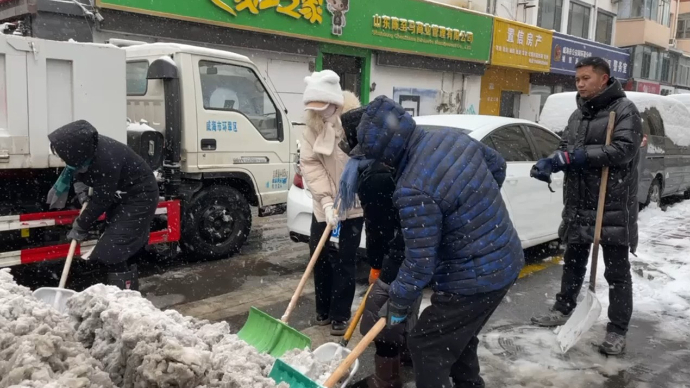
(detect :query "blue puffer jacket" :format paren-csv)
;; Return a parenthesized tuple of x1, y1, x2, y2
(356, 96, 525, 307)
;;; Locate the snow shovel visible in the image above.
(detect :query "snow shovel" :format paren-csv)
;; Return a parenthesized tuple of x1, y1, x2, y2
(33, 199, 89, 313)
(270, 317, 387, 388)
(238, 219, 336, 357)
(557, 111, 616, 354)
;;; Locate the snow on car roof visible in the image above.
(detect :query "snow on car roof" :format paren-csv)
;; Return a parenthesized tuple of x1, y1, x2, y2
(540, 91, 690, 146)
(413, 115, 541, 138)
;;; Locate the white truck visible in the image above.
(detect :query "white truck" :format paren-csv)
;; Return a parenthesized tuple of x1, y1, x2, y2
(0, 33, 295, 268)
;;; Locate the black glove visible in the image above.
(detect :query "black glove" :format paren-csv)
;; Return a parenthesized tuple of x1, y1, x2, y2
(73, 182, 90, 205)
(378, 300, 409, 328)
(66, 220, 89, 242)
(530, 158, 553, 184)
(550, 149, 587, 173)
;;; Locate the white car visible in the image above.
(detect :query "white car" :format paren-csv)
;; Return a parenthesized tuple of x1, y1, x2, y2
(287, 115, 564, 251)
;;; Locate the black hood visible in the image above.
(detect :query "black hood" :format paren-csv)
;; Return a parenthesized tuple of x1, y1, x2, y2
(48, 120, 98, 167)
(577, 77, 626, 118)
(341, 105, 367, 154)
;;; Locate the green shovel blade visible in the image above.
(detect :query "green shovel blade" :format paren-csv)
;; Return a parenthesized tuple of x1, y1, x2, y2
(238, 307, 312, 358)
(270, 359, 323, 388)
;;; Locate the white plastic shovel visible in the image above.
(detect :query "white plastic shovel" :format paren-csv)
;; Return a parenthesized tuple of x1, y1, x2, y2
(557, 111, 616, 354)
(33, 199, 89, 313)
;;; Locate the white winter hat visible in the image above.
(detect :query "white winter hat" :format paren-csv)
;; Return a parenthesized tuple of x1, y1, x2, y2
(303, 70, 344, 109)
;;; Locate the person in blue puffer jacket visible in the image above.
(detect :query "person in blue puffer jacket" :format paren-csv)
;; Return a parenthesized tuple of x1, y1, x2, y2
(336, 96, 525, 388)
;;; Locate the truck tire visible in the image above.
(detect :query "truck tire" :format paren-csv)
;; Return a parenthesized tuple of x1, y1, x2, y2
(181, 185, 251, 260)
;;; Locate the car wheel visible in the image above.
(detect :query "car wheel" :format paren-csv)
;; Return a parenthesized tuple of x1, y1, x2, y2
(181, 185, 252, 260)
(645, 178, 662, 207)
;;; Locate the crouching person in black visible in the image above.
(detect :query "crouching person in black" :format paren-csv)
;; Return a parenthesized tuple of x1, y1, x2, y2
(47, 120, 159, 290)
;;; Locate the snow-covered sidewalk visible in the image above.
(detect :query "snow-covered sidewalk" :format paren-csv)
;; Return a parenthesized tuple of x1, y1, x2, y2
(474, 201, 690, 388)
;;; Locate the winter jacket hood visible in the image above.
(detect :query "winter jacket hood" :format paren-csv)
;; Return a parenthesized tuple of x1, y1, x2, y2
(559, 77, 642, 251)
(300, 90, 364, 222)
(356, 96, 417, 169)
(49, 120, 98, 167)
(356, 96, 524, 307)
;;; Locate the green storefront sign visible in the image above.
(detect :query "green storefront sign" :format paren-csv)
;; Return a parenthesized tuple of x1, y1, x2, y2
(96, 0, 493, 62)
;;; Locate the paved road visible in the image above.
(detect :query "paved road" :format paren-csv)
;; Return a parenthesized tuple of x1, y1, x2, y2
(11, 205, 690, 387)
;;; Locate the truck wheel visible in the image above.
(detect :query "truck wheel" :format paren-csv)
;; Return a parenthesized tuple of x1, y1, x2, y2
(182, 186, 251, 260)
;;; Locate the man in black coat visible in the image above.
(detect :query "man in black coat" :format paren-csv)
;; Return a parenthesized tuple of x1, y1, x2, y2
(530, 57, 642, 355)
(47, 120, 159, 290)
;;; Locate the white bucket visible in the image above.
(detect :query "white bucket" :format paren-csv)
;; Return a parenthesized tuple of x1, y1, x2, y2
(33, 287, 77, 314)
(313, 342, 359, 387)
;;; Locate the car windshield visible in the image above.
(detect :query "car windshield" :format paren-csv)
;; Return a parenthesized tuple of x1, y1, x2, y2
(416, 124, 473, 134)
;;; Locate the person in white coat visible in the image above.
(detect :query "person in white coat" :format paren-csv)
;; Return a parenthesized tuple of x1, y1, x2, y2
(301, 70, 364, 335)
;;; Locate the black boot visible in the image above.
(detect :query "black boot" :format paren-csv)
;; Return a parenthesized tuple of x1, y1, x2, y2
(365, 355, 403, 388)
(107, 264, 139, 290)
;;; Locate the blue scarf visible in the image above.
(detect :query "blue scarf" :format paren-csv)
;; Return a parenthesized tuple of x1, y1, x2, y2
(335, 155, 375, 219)
(50, 159, 92, 198)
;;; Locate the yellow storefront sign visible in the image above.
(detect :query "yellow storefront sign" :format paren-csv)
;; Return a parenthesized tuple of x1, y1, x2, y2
(490, 19, 552, 72)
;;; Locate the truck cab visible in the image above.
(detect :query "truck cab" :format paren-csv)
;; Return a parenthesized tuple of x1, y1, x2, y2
(123, 43, 293, 259)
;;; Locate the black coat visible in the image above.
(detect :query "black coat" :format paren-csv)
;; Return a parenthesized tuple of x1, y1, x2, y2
(558, 79, 642, 251)
(49, 120, 159, 264)
(357, 162, 405, 283)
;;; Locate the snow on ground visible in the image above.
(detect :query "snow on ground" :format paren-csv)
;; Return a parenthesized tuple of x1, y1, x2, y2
(476, 200, 690, 388)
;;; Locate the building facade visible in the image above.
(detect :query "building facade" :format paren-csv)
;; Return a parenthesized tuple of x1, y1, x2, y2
(0, 0, 501, 123)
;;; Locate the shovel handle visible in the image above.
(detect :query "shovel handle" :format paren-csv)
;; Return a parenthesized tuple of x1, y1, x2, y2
(341, 282, 375, 347)
(324, 318, 387, 388)
(58, 199, 90, 290)
(589, 111, 616, 291)
(281, 220, 334, 323)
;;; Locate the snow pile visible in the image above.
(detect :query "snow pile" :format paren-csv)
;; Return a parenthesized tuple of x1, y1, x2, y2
(66, 284, 287, 388)
(0, 268, 114, 388)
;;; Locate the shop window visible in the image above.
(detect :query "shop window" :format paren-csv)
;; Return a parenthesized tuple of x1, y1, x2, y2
(641, 46, 652, 79)
(487, 125, 535, 162)
(537, 0, 563, 31)
(126, 61, 149, 96)
(199, 60, 280, 141)
(568, 2, 591, 39)
(660, 54, 671, 83)
(595, 11, 614, 45)
(527, 126, 561, 159)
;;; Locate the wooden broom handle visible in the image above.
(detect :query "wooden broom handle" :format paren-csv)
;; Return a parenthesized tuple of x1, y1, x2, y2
(58, 199, 90, 289)
(324, 318, 387, 388)
(341, 282, 375, 346)
(281, 216, 336, 323)
(589, 111, 616, 291)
